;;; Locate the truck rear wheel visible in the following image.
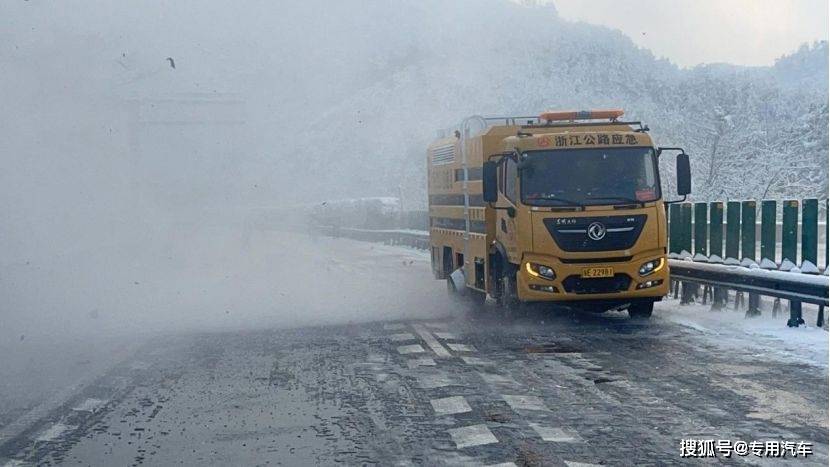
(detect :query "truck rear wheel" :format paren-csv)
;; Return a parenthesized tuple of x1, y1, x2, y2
(627, 301, 654, 319)
(447, 269, 486, 308)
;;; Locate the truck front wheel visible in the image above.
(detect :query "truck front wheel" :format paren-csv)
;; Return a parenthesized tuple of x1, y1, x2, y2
(627, 301, 654, 319)
(497, 269, 522, 318)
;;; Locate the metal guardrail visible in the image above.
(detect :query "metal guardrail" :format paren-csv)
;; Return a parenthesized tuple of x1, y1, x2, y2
(316, 225, 430, 250)
(316, 224, 828, 328)
(668, 259, 828, 328)
(668, 260, 828, 306)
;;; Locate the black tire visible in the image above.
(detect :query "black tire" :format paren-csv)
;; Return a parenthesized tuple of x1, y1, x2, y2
(628, 301, 654, 319)
(448, 276, 486, 308)
(497, 269, 523, 319)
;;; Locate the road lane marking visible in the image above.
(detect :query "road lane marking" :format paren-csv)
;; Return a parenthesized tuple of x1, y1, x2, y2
(71, 398, 108, 413)
(397, 344, 426, 354)
(486, 463, 518, 467)
(433, 332, 459, 340)
(383, 323, 408, 330)
(412, 324, 452, 358)
(447, 343, 476, 352)
(35, 423, 77, 442)
(388, 332, 416, 342)
(0, 340, 142, 449)
(460, 356, 492, 366)
(557, 353, 603, 371)
(529, 424, 580, 442)
(478, 372, 519, 387)
(367, 353, 386, 363)
(430, 396, 472, 416)
(447, 424, 498, 448)
(565, 462, 602, 467)
(502, 394, 550, 412)
(407, 357, 437, 368)
(419, 374, 457, 389)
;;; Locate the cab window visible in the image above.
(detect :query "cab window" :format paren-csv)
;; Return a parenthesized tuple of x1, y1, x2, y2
(504, 158, 518, 204)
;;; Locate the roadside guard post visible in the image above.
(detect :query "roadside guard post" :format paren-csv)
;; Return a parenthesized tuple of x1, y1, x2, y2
(694, 203, 710, 303)
(709, 201, 726, 309)
(679, 203, 695, 304)
(782, 200, 798, 268)
(741, 200, 760, 316)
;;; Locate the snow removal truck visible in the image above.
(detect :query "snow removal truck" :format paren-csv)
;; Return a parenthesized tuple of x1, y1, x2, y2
(427, 110, 691, 318)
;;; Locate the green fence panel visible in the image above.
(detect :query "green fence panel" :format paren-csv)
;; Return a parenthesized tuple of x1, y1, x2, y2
(709, 202, 724, 259)
(741, 200, 757, 262)
(680, 203, 693, 254)
(760, 200, 776, 263)
(781, 200, 799, 265)
(669, 203, 681, 254)
(693, 202, 708, 256)
(725, 201, 741, 261)
(802, 198, 818, 267)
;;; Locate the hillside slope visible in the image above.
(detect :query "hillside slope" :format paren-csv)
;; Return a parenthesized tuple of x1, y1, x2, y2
(284, 1, 827, 206)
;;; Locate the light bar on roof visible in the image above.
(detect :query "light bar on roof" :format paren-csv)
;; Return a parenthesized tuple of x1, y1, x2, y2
(539, 109, 624, 122)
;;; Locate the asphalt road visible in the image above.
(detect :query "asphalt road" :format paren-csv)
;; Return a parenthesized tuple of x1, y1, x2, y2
(1, 234, 827, 466)
(0, 306, 826, 466)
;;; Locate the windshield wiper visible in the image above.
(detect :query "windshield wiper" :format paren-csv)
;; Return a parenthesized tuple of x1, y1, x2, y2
(585, 195, 645, 206)
(526, 195, 585, 209)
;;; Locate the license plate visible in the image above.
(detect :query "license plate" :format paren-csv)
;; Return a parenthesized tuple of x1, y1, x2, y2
(581, 267, 614, 278)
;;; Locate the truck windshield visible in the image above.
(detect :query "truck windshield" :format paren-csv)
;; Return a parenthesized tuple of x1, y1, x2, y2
(520, 147, 660, 206)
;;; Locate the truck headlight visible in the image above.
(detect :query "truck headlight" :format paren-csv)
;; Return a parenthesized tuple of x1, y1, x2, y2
(638, 258, 665, 276)
(526, 262, 555, 280)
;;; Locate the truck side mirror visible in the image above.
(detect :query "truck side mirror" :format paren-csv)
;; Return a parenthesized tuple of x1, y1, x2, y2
(676, 153, 691, 196)
(483, 161, 498, 203)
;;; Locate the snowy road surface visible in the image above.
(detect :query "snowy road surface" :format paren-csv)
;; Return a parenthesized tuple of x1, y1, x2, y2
(0, 233, 827, 465)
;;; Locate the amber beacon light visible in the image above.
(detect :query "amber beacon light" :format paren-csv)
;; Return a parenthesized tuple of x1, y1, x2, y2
(539, 109, 624, 122)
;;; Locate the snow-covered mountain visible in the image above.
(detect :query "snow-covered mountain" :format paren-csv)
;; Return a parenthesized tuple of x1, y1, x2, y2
(280, 1, 827, 207)
(1, 0, 826, 212)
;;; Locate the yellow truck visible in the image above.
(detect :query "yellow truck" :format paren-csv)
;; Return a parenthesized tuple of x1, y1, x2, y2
(427, 110, 691, 318)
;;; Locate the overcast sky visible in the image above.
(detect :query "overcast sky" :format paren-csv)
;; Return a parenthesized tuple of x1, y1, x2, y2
(553, 0, 828, 67)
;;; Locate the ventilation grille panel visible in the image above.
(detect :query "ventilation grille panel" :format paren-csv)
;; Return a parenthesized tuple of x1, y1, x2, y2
(431, 144, 456, 166)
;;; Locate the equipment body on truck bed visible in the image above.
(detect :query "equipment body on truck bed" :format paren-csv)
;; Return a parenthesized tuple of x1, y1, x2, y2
(427, 110, 691, 318)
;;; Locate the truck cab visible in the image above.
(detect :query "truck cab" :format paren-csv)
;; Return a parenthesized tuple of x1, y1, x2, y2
(429, 109, 691, 319)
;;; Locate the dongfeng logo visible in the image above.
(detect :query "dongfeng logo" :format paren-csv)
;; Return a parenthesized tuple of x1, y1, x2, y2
(587, 222, 606, 241)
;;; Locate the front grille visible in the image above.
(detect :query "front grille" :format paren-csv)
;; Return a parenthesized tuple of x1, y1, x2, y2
(562, 274, 632, 294)
(544, 215, 646, 252)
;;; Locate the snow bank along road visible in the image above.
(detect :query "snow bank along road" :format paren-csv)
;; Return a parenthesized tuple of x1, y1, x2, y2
(0, 234, 827, 466)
